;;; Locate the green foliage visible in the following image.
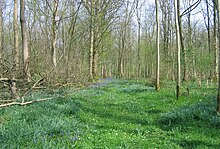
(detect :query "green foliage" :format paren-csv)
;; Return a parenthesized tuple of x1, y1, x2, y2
(158, 100, 217, 128)
(0, 79, 220, 148)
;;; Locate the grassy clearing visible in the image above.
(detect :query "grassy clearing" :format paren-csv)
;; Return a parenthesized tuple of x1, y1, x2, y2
(0, 79, 220, 148)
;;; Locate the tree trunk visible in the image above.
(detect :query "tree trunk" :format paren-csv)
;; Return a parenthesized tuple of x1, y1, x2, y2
(155, 0, 160, 91)
(51, 0, 59, 74)
(89, 4, 94, 81)
(205, 0, 212, 81)
(118, 49, 124, 78)
(136, 1, 141, 78)
(214, 0, 218, 80)
(20, 0, 31, 82)
(14, 0, 19, 74)
(0, 0, 3, 77)
(216, 0, 220, 112)
(177, 0, 187, 81)
(175, 0, 181, 98)
(10, 0, 20, 99)
(187, 1, 194, 79)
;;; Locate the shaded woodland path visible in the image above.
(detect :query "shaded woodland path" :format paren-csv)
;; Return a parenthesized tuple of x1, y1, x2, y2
(90, 78, 113, 88)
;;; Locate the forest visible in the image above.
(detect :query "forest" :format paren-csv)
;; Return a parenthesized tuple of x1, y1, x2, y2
(1, 0, 220, 148)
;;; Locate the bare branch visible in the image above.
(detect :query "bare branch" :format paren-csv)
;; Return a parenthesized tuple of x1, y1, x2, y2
(181, 0, 201, 17)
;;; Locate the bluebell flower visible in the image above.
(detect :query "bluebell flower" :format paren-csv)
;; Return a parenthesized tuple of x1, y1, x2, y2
(72, 136, 77, 142)
(61, 131, 65, 136)
(67, 131, 70, 136)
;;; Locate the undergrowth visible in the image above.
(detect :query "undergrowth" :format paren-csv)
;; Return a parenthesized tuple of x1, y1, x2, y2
(0, 79, 220, 148)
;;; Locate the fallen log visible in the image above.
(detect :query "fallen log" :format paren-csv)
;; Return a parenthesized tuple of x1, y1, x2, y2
(0, 96, 60, 108)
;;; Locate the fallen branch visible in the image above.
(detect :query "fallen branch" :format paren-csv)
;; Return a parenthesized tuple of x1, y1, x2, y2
(0, 78, 10, 81)
(0, 96, 61, 108)
(0, 78, 21, 82)
(0, 100, 15, 103)
(21, 78, 44, 98)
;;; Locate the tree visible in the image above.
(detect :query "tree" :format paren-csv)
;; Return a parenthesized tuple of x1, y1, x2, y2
(82, 0, 122, 81)
(155, 0, 160, 91)
(136, 0, 141, 78)
(51, 0, 59, 73)
(20, 0, 31, 81)
(185, 0, 195, 79)
(14, 0, 19, 73)
(177, 0, 188, 81)
(174, 0, 181, 98)
(9, 0, 20, 99)
(116, 0, 135, 78)
(213, 0, 218, 80)
(205, 0, 212, 81)
(216, 0, 220, 112)
(0, 0, 3, 77)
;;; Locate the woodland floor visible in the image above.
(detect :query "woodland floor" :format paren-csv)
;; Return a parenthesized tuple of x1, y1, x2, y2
(0, 79, 220, 148)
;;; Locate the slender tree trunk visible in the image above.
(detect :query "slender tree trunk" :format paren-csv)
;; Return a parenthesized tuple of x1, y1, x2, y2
(187, 2, 194, 79)
(92, 45, 98, 79)
(155, 0, 160, 91)
(216, 0, 220, 112)
(10, 0, 20, 99)
(88, 0, 95, 81)
(89, 19, 94, 81)
(51, 0, 59, 74)
(14, 0, 19, 74)
(136, 2, 141, 78)
(175, 0, 181, 98)
(20, 0, 31, 82)
(214, 0, 218, 80)
(118, 49, 124, 78)
(0, 0, 3, 77)
(177, 0, 187, 81)
(205, 0, 212, 82)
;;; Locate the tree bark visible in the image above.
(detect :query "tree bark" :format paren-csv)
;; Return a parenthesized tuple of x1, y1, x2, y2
(216, 0, 220, 112)
(52, 0, 59, 74)
(175, 0, 181, 98)
(155, 0, 160, 91)
(89, 0, 95, 81)
(136, 1, 141, 78)
(11, 0, 20, 99)
(118, 40, 124, 78)
(214, 0, 218, 80)
(177, 0, 187, 81)
(205, 0, 212, 81)
(20, 0, 31, 81)
(0, 0, 2, 77)
(14, 0, 19, 73)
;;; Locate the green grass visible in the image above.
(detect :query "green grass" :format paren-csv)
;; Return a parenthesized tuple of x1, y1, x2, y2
(0, 79, 220, 148)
